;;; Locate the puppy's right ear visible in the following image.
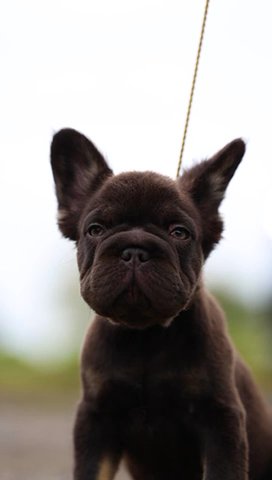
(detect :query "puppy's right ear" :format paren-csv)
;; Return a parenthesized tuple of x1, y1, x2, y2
(51, 128, 112, 240)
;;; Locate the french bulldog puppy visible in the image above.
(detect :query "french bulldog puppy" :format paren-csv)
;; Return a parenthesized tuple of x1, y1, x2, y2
(51, 129, 272, 480)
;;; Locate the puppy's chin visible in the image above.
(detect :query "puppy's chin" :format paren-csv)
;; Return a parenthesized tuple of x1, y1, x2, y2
(96, 303, 180, 330)
(108, 314, 176, 330)
(105, 292, 180, 329)
(80, 256, 191, 329)
(84, 284, 186, 329)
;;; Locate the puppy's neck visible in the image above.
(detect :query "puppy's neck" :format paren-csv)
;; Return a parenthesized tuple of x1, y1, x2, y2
(164, 280, 212, 329)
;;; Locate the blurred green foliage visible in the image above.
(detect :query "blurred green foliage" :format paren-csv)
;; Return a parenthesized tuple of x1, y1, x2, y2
(0, 349, 80, 398)
(214, 290, 272, 392)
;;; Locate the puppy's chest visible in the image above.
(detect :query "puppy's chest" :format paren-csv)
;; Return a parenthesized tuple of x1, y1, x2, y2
(85, 352, 209, 419)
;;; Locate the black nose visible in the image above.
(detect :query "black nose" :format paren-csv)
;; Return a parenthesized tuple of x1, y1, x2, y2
(121, 247, 150, 263)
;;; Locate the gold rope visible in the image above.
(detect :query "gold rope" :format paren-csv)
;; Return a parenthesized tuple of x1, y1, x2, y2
(176, 0, 210, 178)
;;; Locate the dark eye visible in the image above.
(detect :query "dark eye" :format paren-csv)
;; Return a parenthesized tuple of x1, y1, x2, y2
(169, 225, 191, 240)
(87, 223, 105, 237)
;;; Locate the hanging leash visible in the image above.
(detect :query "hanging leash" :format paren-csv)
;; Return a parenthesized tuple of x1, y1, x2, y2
(176, 0, 210, 178)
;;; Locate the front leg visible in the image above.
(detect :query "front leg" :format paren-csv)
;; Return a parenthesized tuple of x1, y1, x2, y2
(73, 400, 122, 480)
(202, 399, 249, 480)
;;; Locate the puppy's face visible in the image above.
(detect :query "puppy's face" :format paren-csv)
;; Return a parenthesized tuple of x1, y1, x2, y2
(77, 172, 202, 328)
(51, 130, 245, 328)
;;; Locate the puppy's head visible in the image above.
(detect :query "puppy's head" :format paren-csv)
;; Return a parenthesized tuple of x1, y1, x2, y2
(51, 129, 245, 328)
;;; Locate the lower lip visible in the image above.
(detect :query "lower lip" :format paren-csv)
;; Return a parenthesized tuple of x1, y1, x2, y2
(125, 281, 140, 303)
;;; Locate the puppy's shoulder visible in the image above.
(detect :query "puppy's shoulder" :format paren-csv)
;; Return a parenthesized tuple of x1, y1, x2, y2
(200, 289, 236, 365)
(202, 289, 229, 333)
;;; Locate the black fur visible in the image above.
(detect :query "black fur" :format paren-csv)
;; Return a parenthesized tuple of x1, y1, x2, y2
(51, 129, 272, 480)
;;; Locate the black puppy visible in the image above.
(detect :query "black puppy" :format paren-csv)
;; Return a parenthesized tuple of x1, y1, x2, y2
(51, 129, 272, 480)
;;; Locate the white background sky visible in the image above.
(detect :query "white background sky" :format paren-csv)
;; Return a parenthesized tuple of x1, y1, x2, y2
(1, 0, 272, 361)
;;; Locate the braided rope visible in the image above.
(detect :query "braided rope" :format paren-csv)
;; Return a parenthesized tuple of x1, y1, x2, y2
(176, 0, 210, 178)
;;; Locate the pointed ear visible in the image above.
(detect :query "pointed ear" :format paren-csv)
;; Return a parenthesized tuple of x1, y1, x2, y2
(51, 128, 113, 240)
(179, 139, 246, 257)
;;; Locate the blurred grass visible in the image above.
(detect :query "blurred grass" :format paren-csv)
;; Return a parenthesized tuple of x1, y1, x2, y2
(214, 290, 272, 393)
(0, 350, 80, 401)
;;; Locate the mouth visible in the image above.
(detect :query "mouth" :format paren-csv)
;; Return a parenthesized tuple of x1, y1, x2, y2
(103, 269, 184, 329)
(125, 281, 143, 304)
(82, 241, 189, 328)
(121, 270, 148, 304)
(112, 271, 152, 317)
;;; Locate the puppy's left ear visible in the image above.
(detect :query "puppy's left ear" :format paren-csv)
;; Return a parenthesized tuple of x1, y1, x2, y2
(179, 139, 246, 257)
(51, 128, 113, 240)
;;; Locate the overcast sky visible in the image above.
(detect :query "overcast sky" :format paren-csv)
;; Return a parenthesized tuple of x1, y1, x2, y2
(1, 0, 272, 361)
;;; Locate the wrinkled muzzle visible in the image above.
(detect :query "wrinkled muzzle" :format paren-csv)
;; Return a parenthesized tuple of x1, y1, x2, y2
(80, 229, 193, 328)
